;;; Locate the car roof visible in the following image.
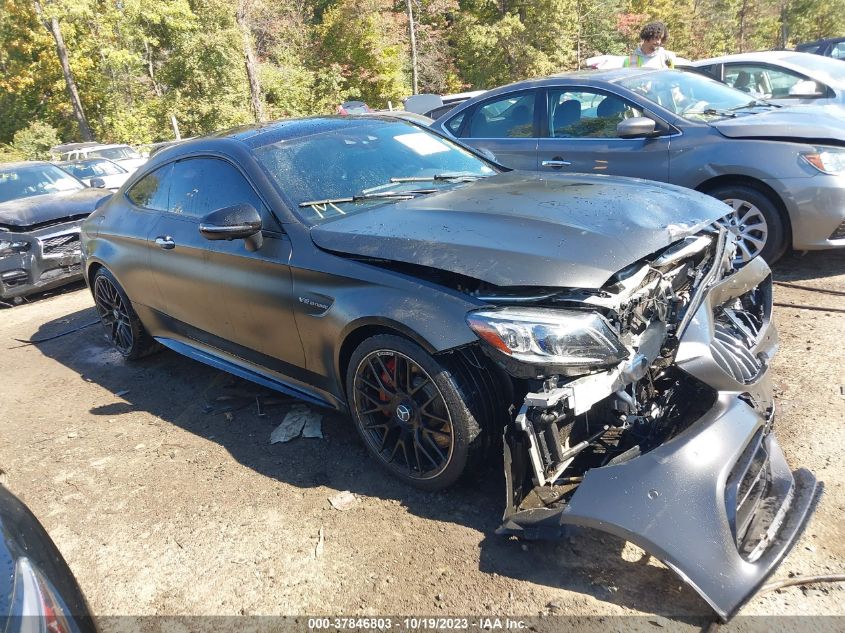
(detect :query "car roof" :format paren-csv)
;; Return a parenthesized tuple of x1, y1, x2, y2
(691, 50, 813, 65)
(198, 115, 426, 147)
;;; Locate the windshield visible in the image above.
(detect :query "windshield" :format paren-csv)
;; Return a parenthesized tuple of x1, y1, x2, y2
(89, 146, 141, 161)
(254, 120, 496, 224)
(619, 70, 761, 121)
(0, 164, 85, 204)
(63, 160, 125, 179)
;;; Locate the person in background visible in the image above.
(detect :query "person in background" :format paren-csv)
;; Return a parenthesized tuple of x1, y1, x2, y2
(624, 21, 676, 69)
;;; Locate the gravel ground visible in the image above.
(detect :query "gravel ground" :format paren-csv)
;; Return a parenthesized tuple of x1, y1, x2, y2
(1, 250, 843, 631)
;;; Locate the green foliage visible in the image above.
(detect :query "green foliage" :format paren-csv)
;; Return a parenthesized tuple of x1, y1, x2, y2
(317, 0, 410, 108)
(8, 121, 61, 160)
(1, 0, 844, 147)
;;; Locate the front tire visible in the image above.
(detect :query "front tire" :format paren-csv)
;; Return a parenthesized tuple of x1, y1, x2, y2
(345, 335, 496, 491)
(705, 184, 788, 265)
(92, 268, 159, 360)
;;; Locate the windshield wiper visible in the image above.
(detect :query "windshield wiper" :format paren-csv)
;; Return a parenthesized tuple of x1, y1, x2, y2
(298, 189, 435, 208)
(390, 172, 488, 183)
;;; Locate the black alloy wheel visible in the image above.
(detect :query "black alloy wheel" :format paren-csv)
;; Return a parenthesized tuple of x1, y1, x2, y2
(92, 268, 158, 360)
(346, 334, 493, 490)
(355, 349, 454, 479)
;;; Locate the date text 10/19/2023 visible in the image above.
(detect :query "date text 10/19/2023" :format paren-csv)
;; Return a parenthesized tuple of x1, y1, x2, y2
(307, 617, 528, 630)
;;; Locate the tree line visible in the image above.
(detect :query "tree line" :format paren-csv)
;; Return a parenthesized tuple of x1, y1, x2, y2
(1, 0, 843, 159)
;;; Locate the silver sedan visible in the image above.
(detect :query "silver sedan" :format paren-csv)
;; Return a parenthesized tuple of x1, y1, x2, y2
(431, 68, 845, 264)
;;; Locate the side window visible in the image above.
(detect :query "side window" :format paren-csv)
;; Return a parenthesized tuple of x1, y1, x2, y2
(724, 64, 807, 99)
(831, 42, 845, 59)
(126, 163, 173, 211)
(166, 158, 263, 219)
(461, 91, 535, 139)
(444, 110, 466, 134)
(547, 89, 643, 138)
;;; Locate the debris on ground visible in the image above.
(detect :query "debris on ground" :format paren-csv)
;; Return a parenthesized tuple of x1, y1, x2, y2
(314, 526, 325, 559)
(301, 412, 324, 439)
(224, 412, 234, 422)
(328, 490, 357, 511)
(270, 405, 322, 444)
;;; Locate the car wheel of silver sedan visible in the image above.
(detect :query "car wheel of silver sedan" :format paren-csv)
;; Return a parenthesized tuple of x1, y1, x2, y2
(706, 184, 787, 265)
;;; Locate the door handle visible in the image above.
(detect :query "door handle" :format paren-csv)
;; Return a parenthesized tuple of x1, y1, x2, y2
(541, 159, 572, 168)
(154, 236, 175, 250)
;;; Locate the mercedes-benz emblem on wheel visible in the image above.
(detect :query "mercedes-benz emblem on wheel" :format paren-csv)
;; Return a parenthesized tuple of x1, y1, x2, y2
(395, 404, 412, 422)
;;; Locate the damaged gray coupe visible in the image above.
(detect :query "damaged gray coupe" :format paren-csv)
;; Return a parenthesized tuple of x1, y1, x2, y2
(80, 116, 817, 620)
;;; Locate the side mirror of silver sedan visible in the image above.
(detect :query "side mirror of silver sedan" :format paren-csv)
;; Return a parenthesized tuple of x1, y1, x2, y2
(617, 117, 657, 139)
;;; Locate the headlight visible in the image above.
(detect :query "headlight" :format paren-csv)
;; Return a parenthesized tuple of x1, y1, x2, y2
(466, 308, 628, 368)
(800, 147, 845, 175)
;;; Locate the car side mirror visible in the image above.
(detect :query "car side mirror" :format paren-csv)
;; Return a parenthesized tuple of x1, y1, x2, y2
(89, 177, 107, 188)
(788, 80, 824, 98)
(199, 203, 263, 251)
(617, 117, 657, 139)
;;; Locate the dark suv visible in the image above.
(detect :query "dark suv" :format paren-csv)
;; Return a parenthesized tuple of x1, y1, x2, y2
(795, 36, 845, 60)
(81, 116, 815, 620)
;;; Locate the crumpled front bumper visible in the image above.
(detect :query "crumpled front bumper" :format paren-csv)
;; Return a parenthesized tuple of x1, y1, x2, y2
(499, 256, 819, 621)
(0, 221, 84, 300)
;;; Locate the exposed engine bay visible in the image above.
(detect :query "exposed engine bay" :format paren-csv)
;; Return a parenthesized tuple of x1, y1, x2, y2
(459, 228, 817, 621)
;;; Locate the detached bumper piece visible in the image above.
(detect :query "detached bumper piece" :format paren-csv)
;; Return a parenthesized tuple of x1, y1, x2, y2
(499, 255, 818, 621)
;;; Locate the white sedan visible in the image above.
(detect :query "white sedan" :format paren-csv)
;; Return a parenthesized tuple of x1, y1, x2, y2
(686, 50, 845, 109)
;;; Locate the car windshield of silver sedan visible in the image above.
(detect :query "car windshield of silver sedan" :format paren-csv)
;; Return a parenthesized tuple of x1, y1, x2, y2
(619, 70, 763, 121)
(0, 164, 85, 204)
(254, 121, 495, 224)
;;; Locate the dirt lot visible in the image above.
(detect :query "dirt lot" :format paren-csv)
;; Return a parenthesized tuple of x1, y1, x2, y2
(1, 251, 843, 630)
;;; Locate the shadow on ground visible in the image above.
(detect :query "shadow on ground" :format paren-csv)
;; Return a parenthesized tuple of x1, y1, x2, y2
(772, 250, 845, 282)
(0, 279, 88, 309)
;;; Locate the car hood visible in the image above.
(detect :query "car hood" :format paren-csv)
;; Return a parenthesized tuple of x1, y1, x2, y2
(711, 105, 845, 141)
(0, 188, 108, 229)
(309, 172, 729, 288)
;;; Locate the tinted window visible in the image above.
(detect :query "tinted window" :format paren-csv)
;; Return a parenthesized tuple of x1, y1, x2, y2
(832, 42, 845, 59)
(547, 88, 644, 138)
(461, 91, 535, 138)
(167, 158, 263, 219)
(126, 163, 172, 210)
(444, 110, 465, 134)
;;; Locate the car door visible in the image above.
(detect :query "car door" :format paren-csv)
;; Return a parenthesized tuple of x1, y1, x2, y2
(146, 156, 304, 368)
(450, 89, 540, 170)
(537, 86, 671, 181)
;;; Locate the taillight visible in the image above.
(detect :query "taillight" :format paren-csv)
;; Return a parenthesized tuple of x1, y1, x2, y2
(8, 557, 76, 633)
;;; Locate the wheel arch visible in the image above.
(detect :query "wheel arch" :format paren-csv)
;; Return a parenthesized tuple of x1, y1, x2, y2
(336, 318, 440, 394)
(695, 175, 793, 245)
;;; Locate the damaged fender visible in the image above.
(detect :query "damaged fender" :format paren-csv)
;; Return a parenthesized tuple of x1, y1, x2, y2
(499, 254, 819, 621)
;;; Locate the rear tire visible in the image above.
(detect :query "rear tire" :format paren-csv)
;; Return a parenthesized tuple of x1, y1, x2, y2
(92, 268, 160, 360)
(704, 184, 788, 265)
(345, 335, 502, 491)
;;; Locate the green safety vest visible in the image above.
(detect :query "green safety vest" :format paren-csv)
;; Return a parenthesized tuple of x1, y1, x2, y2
(623, 53, 675, 69)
